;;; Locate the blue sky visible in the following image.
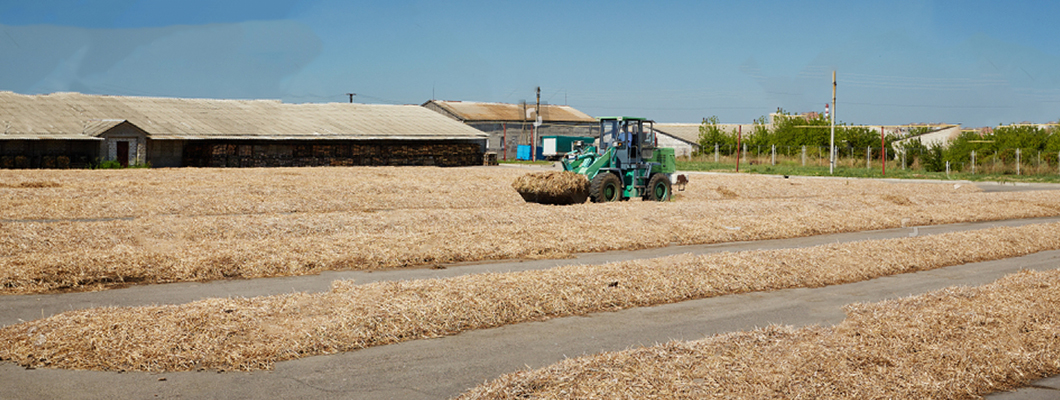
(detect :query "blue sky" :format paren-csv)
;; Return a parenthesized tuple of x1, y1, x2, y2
(1, 0, 1058, 127)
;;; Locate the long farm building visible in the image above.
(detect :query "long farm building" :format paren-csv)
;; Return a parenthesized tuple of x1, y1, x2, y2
(0, 92, 488, 168)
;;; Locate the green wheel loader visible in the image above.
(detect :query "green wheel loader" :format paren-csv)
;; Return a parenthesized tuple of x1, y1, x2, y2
(563, 117, 676, 202)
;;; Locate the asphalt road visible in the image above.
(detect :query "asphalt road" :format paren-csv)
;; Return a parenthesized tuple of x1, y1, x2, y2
(3, 215, 1060, 399)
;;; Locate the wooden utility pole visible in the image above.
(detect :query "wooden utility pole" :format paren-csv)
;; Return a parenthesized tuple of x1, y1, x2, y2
(532, 87, 541, 162)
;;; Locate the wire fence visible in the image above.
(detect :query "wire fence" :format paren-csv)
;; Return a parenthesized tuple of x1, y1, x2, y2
(694, 143, 1060, 176)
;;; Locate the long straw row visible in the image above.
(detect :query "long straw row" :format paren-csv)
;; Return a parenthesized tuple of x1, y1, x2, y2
(458, 267, 1060, 399)
(2, 186, 1058, 294)
(2, 222, 1058, 372)
(0, 167, 978, 220)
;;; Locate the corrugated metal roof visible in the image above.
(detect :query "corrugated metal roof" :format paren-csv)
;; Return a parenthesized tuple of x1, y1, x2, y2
(424, 100, 596, 123)
(0, 92, 487, 140)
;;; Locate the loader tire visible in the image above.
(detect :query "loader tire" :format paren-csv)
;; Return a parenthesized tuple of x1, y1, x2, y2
(644, 173, 671, 202)
(590, 173, 622, 203)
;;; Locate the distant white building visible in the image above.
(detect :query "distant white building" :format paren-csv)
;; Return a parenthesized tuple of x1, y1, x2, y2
(892, 125, 962, 149)
(651, 123, 761, 158)
(650, 124, 699, 157)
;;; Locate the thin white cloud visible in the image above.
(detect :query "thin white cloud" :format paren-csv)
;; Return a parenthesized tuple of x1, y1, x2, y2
(0, 21, 321, 99)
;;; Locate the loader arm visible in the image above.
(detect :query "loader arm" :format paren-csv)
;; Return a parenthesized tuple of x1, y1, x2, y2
(563, 146, 613, 182)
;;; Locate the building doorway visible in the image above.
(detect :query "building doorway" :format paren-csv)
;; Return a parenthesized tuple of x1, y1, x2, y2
(116, 141, 129, 167)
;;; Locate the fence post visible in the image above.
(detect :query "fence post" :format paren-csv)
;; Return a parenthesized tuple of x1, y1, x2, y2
(946, 161, 950, 178)
(971, 150, 976, 174)
(1017, 148, 1021, 175)
(801, 146, 806, 166)
(714, 143, 719, 163)
(771, 144, 776, 165)
(742, 143, 747, 163)
(866, 146, 871, 169)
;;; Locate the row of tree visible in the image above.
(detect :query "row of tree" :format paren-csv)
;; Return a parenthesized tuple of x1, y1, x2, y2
(698, 110, 891, 157)
(697, 110, 1060, 172)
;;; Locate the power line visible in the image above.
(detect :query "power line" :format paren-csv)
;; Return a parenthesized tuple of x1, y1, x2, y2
(843, 102, 1014, 109)
(581, 105, 765, 111)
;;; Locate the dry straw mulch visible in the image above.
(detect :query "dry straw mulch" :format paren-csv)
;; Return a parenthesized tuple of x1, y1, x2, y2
(0, 167, 527, 220)
(511, 171, 589, 205)
(3, 167, 1060, 295)
(0, 168, 982, 220)
(1, 222, 1058, 372)
(458, 268, 1060, 399)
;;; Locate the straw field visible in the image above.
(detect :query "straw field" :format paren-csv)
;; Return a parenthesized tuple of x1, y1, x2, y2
(1, 222, 1058, 372)
(3, 167, 1060, 294)
(0, 167, 523, 220)
(458, 267, 1060, 399)
(0, 167, 985, 220)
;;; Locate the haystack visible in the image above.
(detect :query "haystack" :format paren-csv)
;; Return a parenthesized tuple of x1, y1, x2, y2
(512, 171, 589, 205)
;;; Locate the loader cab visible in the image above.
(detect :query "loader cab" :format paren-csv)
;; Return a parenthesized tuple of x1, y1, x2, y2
(599, 117, 656, 165)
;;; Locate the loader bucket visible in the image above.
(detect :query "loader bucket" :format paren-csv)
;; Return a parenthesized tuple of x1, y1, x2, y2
(512, 171, 590, 205)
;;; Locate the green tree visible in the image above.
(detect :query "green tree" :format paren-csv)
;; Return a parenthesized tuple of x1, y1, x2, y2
(770, 109, 830, 148)
(923, 143, 946, 172)
(1045, 125, 1060, 164)
(737, 115, 764, 155)
(838, 126, 879, 158)
(900, 138, 944, 172)
(697, 116, 735, 155)
(992, 125, 1046, 151)
(939, 124, 1054, 167)
(945, 130, 989, 165)
(899, 137, 929, 169)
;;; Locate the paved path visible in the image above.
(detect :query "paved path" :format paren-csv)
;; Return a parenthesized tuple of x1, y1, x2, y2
(3, 216, 1060, 399)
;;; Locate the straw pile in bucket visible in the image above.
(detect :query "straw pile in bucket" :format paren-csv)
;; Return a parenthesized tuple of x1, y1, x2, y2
(511, 171, 589, 205)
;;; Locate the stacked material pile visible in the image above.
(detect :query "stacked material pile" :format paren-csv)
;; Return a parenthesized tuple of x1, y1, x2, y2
(181, 142, 482, 168)
(511, 171, 590, 205)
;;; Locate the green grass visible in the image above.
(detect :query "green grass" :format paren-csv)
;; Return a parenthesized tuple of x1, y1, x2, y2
(676, 158, 1060, 184)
